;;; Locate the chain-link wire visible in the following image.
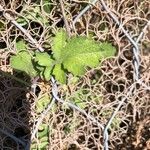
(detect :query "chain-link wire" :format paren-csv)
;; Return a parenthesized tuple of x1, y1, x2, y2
(0, 128, 26, 147)
(73, 1, 150, 149)
(51, 77, 104, 130)
(99, 1, 149, 149)
(0, 1, 150, 150)
(72, 0, 99, 26)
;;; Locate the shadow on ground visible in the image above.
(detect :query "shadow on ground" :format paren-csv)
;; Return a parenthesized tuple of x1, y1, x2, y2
(0, 70, 31, 149)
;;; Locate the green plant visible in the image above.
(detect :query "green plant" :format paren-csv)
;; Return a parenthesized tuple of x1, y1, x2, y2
(17, 2, 51, 26)
(31, 124, 50, 149)
(10, 29, 116, 84)
(35, 94, 51, 113)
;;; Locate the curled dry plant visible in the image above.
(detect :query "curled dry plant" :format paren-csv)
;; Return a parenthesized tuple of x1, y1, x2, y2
(0, 0, 150, 149)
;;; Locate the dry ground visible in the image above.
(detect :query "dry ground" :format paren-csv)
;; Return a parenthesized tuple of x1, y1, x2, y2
(0, 0, 150, 150)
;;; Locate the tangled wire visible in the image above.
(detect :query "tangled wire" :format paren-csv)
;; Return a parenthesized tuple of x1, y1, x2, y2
(0, 0, 150, 150)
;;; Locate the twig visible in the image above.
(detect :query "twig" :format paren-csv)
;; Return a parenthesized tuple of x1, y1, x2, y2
(31, 77, 39, 94)
(136, 20, 150, 43)
(59, 0, 71, 37)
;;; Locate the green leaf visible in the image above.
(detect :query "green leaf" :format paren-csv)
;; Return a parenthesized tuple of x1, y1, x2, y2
(17, 17, 28, 26)
(35, 52, 54, 66)
(36, 94, 51, 113)
(61, 37, 115, 76)
(52, 29, 68, 60)
(52, 64, 66, 83)
(37, 124, 49, 149)
(35, 64, 45, 72)
(16, 40, 28, 52)
(42, 0, 52, 13)
(74, 98, 86, 109)
(10, 51, 37, 77)
(38, 142, 49, 149)
(34, 52, 54, 81)
(17, 5, 49, 26)
(0, 20, 5, 30)
(38, 124, 49, 138)
(43, 66, 52, 81)
(51, 30, 116, 83)
(99, 42, 116, 58)
(62, 37, 100, 75)
(31, 124, 49, 149)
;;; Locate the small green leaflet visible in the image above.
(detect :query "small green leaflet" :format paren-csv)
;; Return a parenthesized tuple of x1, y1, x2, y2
(0, 20, 5, 30)
(52, 29, 67, 60)
(10, 41, 54, 81)
(42, 0, 52, 13)
(36, 94, 50, 113)
(31, 124, 49, 149)
(35, 52, 53, 66)
(15, 40, 27, 52)
(17, 5, 50, 26)
(52, 64, 66, 84)
(35, 52, 54, 80)
(61, 37, 105, 75)
(10, 50, 37, 77)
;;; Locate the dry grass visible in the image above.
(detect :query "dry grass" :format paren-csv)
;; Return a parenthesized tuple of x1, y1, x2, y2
(0, 0, 150, 149)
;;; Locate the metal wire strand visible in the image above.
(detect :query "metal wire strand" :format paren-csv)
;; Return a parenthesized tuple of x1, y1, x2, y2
(1, 2, 150, 150)
(98, 0, 150, 149)
(51, 77, 105, 130)
(73, 0, 99, 26)
(0, 128, 26, 147)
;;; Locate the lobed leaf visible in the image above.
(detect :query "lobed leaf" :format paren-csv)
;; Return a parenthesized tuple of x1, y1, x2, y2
(52, 30, 116, 83)
(35, 52, 54, 66)
(52, 29, 68, 60)
(10, 51, 37, 77)
(52, 64, 66, 83)
(43, 66, 52, 81)
(15, 40, 27, 52)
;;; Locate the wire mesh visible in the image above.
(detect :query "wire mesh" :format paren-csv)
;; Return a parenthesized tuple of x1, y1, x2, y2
(0, 0, 150, 150)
